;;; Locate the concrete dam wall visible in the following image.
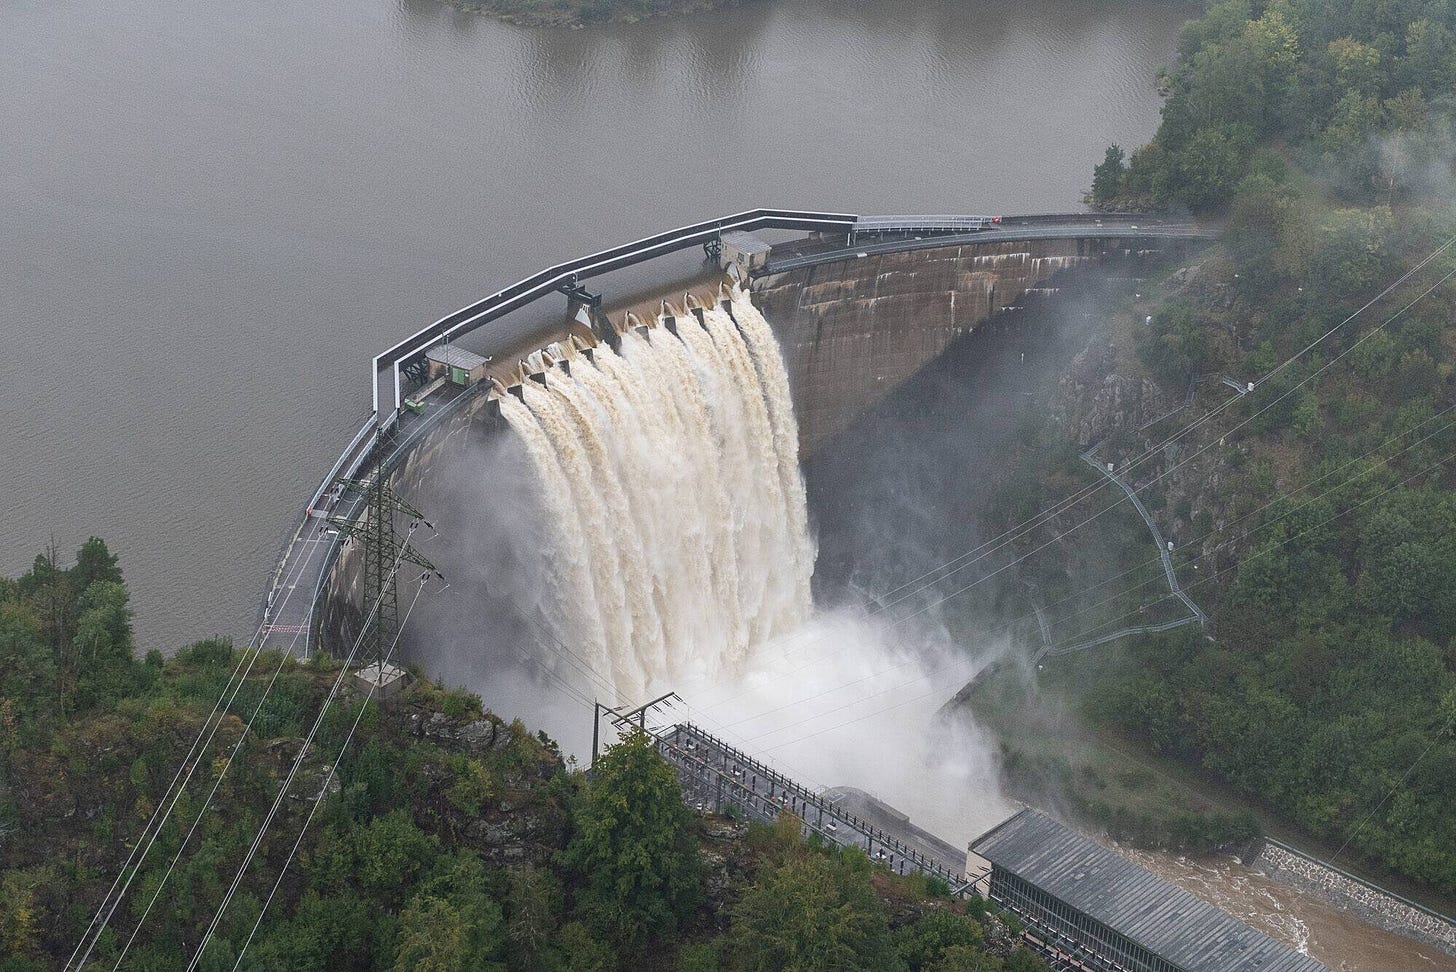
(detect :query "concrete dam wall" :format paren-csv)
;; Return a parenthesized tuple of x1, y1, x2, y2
(316, 235, 1181, 660)
(754, 237, 1156, 449)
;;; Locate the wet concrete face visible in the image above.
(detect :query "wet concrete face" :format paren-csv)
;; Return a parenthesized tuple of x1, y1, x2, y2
(754, 239, 1115, 449)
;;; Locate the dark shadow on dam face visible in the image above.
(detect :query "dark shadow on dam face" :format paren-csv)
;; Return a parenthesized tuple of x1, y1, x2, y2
(803, 273, 1128, 630)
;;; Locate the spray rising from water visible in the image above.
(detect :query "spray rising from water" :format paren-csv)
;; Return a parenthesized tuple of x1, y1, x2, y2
(497, 287, 1009, 844)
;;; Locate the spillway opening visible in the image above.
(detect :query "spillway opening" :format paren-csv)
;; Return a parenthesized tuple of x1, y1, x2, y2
(402, 282, 1016, 845)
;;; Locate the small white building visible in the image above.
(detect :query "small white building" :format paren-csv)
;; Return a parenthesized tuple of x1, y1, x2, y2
(354, 660, 409, 700)
(720, 230, 772, 272)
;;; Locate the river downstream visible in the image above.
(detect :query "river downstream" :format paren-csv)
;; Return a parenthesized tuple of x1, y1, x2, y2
(1127, 847, 1456, 971)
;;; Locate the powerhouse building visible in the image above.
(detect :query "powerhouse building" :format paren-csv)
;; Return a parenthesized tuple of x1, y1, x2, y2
(969, 810, 1329, 972)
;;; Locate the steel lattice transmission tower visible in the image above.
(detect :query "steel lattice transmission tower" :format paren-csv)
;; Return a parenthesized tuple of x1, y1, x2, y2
(328, 477, 441, 664)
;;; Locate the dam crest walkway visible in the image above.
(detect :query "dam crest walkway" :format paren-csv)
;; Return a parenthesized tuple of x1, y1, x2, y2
(259, 209, 1212, 658)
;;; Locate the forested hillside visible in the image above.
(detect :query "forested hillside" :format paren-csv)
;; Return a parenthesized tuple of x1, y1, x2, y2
(1026, 0, 1456, 896)
(0, 542, 1044, 971)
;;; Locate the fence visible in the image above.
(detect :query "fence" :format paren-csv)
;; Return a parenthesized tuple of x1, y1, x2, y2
(656, 723, 967, 887)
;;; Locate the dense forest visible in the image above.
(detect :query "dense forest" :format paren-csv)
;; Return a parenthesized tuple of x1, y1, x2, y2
(0, 542, 1045, 971)
(1007, 0, 1456, 896)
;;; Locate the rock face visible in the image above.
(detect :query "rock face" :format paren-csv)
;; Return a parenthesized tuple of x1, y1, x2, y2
(411, 710, 515, 755)
(1055, 339, 1170, 450)
(980, 913, 1018, 957)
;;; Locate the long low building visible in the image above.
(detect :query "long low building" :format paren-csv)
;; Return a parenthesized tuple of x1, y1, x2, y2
(968, 810, 1329, 972)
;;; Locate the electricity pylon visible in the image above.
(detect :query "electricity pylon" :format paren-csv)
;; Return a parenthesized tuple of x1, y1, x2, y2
(328, 477, 441, 665)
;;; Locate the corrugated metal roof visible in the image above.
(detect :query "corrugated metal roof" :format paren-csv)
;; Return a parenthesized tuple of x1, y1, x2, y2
(971, 810, 1329, 972)
(721, 230, 772, 254)
(425, 344, 488, 369)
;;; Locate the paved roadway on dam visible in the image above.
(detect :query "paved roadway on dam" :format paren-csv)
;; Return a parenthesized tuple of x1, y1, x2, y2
(761, 221, 1211, 275)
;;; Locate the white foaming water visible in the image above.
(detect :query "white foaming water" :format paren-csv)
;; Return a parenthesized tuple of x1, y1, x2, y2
(500, 291, 814, 702)
(686, 610, 1014, 847)
(500, 289, 1009, 844)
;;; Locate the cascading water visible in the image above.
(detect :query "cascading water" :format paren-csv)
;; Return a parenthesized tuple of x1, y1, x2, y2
(498, 288, 815, 702)
(489, 284, 1008, 846)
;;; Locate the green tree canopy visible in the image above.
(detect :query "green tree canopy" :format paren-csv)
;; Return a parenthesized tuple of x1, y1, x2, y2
(562, 729, 702, 949)
(728, 849, 905, 972)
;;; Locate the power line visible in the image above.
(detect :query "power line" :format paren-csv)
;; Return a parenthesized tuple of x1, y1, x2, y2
(496, 250, 1456, 795)
(1025, 399, 1456, 651)
(107, 596, 323, 969)
(884, 262, 1456, 631)
(185, 529, 419, 972)
(862, 234, 1456, 622)
(228, 574, 433, 971)
(712, 433, 1456, 757)
(1327, 710, 1456, 870)
(681, 369, 1456, 768)
(68, 529, 331, 972)
(755, 444, 1456, 757)
(1036, 444, 1456, 653)
(448, 235, 1456, 822)
(677, 257, 1456, 723)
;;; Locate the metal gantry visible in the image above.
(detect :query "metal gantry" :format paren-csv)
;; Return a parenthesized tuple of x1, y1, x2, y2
(657, 722, 968, 886)
(327, 477, 440, 665)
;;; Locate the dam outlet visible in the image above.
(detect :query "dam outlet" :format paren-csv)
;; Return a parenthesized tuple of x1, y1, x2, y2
(497, 289, 814, 703)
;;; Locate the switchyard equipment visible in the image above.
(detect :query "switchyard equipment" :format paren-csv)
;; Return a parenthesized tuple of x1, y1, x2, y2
(656, 723, 969, 887)
(969, 810, 1330, 972)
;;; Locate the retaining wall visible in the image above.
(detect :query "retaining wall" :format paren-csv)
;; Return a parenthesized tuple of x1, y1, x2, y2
(1251, 840, 1456, 955)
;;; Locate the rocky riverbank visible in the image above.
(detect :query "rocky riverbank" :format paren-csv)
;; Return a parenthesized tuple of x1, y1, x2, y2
(1251, 841, 1456, 957)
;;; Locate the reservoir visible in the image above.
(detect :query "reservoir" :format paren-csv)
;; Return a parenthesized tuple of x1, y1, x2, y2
(2, 0, 1194, 648)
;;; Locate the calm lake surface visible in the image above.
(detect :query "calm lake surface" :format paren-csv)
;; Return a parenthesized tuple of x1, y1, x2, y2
(2, 0, 1193, 647)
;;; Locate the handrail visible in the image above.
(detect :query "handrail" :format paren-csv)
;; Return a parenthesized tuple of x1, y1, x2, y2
(1079, 451, 1208, 629)
(371, 208, 858, 403)
(306, 417, 376, 515)
(663, 723, 965, 884)
(760, 223, 1210, 277)
(367, 209, 1211, 414)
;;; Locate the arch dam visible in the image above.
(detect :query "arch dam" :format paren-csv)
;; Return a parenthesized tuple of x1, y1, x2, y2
(255, 209, 1212, 658)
